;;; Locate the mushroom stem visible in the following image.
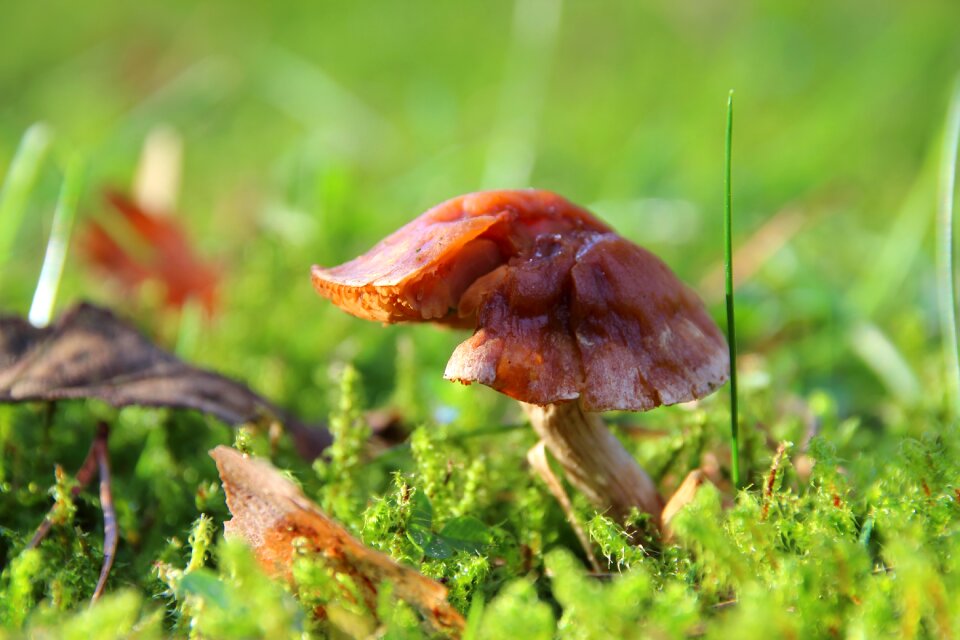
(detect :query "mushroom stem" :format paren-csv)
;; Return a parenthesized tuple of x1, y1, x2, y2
(522, 400, 664, 528)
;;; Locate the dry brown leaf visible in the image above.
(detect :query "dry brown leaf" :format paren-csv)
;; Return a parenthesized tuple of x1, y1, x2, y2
(661, 469, 708, 541)
(0, 303, 330, 459)
(210, 445, 465, 635)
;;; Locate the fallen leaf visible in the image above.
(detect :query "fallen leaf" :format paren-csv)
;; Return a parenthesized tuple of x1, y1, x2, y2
(661, 469, 708, 541)
(79, 191, 221, 316)
(210, 445, 465, 635)
(0, 302, 330, 459)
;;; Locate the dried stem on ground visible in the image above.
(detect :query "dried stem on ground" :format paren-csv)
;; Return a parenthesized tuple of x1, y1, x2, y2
(27, 421, 104, 550)
(92, 422, 116, 602)
(26, 421, 116, 603)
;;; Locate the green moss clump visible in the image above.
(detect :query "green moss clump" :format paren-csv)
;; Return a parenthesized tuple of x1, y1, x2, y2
(4, 375, 960, 639)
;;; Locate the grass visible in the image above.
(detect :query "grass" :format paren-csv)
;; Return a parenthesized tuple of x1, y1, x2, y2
(0, 124, 51, 276)
(2, 1, 960, 638)
(724, 90, 740, 488)
(28, 157, 84, 327)
(938, 79, 960, 416)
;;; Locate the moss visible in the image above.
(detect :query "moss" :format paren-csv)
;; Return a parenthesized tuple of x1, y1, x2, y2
(2, 382, 960, 638)
(316, 363, 372, 525)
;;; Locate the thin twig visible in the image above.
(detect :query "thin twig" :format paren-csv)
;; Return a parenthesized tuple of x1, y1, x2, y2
(712, 599, 739, 610)
(25, 423, 116, 603)
(26, 429, 102, 550)
(92, 422, 116, 603)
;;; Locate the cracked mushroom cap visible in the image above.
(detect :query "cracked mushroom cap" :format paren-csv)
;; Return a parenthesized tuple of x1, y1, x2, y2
(312, 189, 728, 412)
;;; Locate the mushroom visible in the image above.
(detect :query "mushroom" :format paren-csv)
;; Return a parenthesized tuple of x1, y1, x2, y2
(312, 190, 728, 530)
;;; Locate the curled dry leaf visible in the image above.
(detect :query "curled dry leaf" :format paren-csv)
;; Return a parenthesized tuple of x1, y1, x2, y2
(661, 469, 708, 541)
(0, 302, 330, 459)
(210, 446, 466, 635)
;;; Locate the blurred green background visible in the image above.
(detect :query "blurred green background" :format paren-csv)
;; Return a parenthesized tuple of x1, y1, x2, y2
(1, 0, 959, 425)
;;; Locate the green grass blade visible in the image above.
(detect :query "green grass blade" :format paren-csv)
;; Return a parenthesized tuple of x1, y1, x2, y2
(0, 123, 53, 270)
(28, 157, 84, 327)
(724, 91, 741, 488)
(938, 79, 960, 416)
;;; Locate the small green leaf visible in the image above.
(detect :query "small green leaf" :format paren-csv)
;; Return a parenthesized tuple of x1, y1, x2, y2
(405, 489, 434, 550)
(421, 536, 455, 559)
(437, 516, 490, 555)
(178, 569, 231, 609)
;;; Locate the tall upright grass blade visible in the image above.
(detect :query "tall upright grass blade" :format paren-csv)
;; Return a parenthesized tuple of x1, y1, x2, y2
(937, 79, 960, 417)
(0, 123, 53, 270)
(724, 91, 741, 488)
(28, 158, 84, 327)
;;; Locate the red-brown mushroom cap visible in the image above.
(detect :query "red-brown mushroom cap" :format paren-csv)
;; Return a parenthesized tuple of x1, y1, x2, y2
(311, 190, 610, 325)
(444, 230, 728, 411)
(312, 190, 728, 412)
